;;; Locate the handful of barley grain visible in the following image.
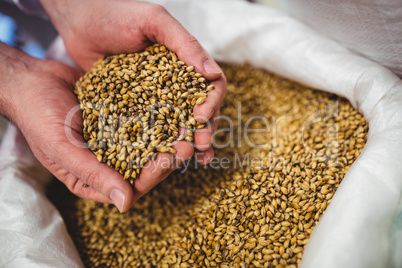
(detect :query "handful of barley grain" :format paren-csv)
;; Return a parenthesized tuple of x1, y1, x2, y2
(74, 44, 214, 184)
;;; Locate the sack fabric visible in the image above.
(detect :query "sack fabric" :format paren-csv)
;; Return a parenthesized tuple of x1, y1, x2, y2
(1, 1, 401, 267)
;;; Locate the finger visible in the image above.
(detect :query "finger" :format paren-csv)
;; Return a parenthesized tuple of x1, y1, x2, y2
(143, 6, 227, 124)
(132, 140, 194, 201)
(46, 161, 113, 203)
(194, 74, 227, 123)
(63, 174, 113, 204)
(48, 137, 134, 213)
(171, 140, 195, 169)
(195, 147, 215, 165)
(133, 153, 173, 202)
(142, 4, 223, 81)
(194, 109, 220, 151)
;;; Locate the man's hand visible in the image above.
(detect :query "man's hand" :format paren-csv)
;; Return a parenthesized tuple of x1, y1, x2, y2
(0, 43, 136, 211)
(36, 0, 227, 206)
(39, 0, 226, 154)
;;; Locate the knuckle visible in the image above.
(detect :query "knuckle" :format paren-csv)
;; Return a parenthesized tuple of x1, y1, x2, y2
(221, 73, 228, 85)
(65, 177, 86, 199)
(183, 34, 202, 50)
(141, 4, 171, 38)
(155, 154, 173, 173)
(217, 73, 228, 94)
(148, 3, 168, 16)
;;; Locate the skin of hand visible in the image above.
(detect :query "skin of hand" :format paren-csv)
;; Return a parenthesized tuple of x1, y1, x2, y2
(0, 43, 128, 209)
(5, 0, 227, 212)
(39, 0, 227, 157)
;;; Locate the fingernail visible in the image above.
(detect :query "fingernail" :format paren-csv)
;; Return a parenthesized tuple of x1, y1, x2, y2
(110, 189, 125, 213)
(203, 59, 222, 74)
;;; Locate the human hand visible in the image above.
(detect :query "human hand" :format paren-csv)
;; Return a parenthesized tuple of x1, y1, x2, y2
(38, 0, 227, 199)
(0, 43, 145, 211)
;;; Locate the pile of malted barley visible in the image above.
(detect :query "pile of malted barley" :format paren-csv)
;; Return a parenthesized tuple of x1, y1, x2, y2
(48, 60, 367, 268)
(74, 44, 213, 184)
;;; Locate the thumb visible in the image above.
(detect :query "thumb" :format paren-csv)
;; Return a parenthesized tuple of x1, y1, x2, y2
(50, 135, 135, 213)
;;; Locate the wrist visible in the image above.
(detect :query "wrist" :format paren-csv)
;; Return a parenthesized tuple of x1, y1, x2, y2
(0, 42, 38, 120)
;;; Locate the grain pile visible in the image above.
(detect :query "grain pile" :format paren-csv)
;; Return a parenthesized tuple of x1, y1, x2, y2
(74, 44, 213, 184)
(48, 63, 368, 268)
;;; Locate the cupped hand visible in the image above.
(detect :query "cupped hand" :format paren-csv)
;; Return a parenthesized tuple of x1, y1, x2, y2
(0, 46, 199, 212)
(41, 0, 227, 158)
(0, 51, 121, 211)
(36, 0, 227, 204)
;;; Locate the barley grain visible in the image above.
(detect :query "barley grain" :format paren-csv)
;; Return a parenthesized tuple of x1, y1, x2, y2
(49, 63, 368, 268)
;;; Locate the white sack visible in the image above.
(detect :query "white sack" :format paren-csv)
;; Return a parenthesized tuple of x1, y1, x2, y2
(2, 0, 402, 267)
(151, 1, 402, 267)
(0, 123, 84, 268)
(281, 0, 402, 79)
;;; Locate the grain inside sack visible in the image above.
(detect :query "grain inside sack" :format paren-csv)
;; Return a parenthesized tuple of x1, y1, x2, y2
(48, 57, 368, 267)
